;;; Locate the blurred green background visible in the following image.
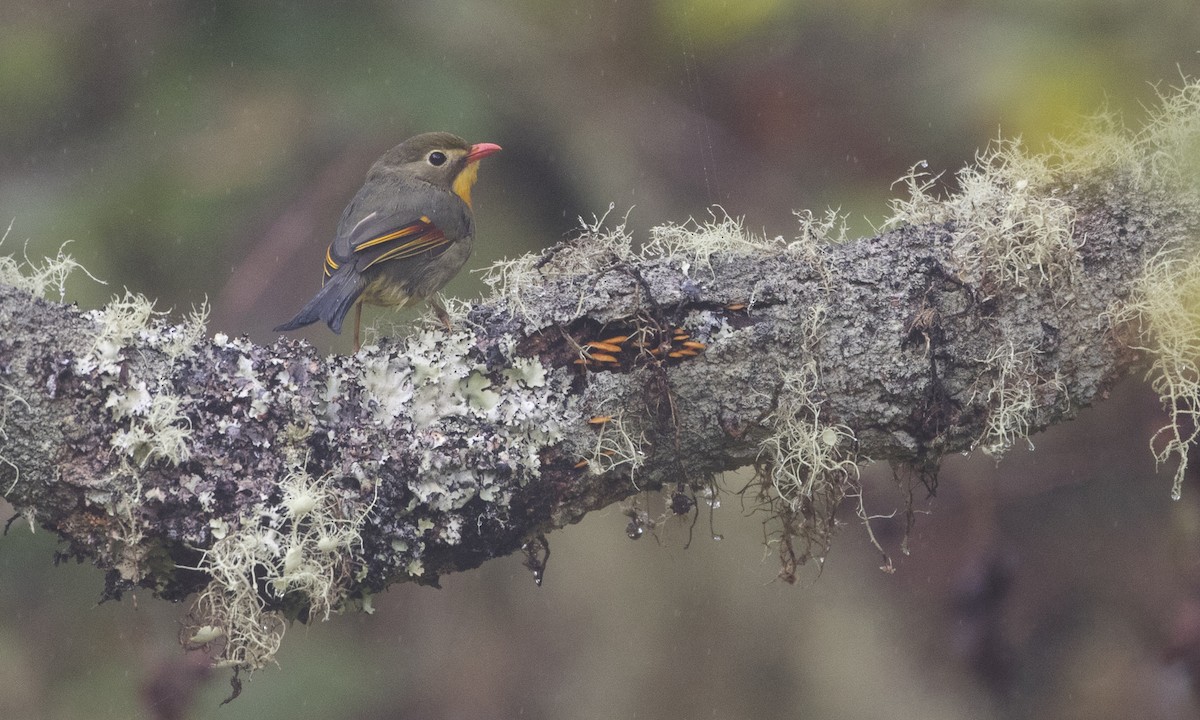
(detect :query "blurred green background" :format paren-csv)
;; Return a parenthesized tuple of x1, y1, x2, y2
(3, 1, 1200, 718)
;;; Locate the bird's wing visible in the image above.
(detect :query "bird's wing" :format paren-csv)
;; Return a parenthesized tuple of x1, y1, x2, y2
(324, 213, 453, 281)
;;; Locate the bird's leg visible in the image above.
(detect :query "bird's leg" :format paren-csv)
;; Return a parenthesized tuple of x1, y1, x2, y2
(430, 298, 452, 331)
(353, 300, 363, 352)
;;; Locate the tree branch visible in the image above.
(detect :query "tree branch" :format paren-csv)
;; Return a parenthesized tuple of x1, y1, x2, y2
(3, 85, 1200, 670)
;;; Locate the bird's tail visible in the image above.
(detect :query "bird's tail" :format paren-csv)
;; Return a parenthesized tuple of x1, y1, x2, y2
(274, 271, 365, 334)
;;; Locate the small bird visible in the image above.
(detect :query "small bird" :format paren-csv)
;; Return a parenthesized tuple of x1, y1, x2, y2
(275, 132, 501, 349)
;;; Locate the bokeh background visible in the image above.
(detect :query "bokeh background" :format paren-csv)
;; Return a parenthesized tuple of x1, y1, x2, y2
(3, 1, 1200, 718)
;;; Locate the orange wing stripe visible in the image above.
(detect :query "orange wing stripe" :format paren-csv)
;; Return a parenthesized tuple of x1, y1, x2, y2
(354, 222, 427, 252)
(324, 245, 340, 273)
(362, 231, 448, 269)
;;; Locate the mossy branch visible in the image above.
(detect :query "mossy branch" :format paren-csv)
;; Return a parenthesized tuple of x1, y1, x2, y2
(3, 80, 1200, 672)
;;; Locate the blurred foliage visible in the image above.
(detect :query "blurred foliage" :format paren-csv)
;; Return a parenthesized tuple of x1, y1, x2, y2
(656, 0, 792, 46)
(3, 1, 1200, 719)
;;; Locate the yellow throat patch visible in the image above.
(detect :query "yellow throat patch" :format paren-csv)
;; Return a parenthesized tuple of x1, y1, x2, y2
(452, 160, 481, 209)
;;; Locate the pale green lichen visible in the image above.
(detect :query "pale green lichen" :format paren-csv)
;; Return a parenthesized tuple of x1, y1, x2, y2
(1138, 76, 1200, 184)
(886, 139, 1079, 290)
(758, 358, 861, 576)
(968, 342, 1065, 458)
(887, 76, 1200, 499)
(73, 291, 198, 469)
(462, 371, 501, 412)
(183, 454, 376, 671)
(1113, 250, 1200, 500)
(582, 410, 646, 480)
(108, 389, 192, 467)
(355, 330, 571, 484)
(156, 301, 210, 360)
(76, 291, 160, 373)
(43, 286, 210, 585)
(754, 304, 862, 572)
(640, 209, 783, 280)
(760, 362, 859, 508)
(0, 222, 107, 300)
(478, 206, 640, 326)
(789, 208, 849, 288)
(481, 206, 834, 326)
(1085, 77, 1200, 498)
(177, 318, 565, 675)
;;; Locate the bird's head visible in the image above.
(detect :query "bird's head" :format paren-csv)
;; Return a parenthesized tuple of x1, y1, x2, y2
(372, 131, 502, 207)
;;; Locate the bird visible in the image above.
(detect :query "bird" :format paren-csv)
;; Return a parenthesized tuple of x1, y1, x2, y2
(274, 132, 501, 349)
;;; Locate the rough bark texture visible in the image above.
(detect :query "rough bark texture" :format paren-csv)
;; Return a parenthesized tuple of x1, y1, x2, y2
(0, 169, 1194, 661)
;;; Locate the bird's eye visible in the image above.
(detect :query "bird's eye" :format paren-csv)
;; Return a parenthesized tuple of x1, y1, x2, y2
(427, 151, 447, 166)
